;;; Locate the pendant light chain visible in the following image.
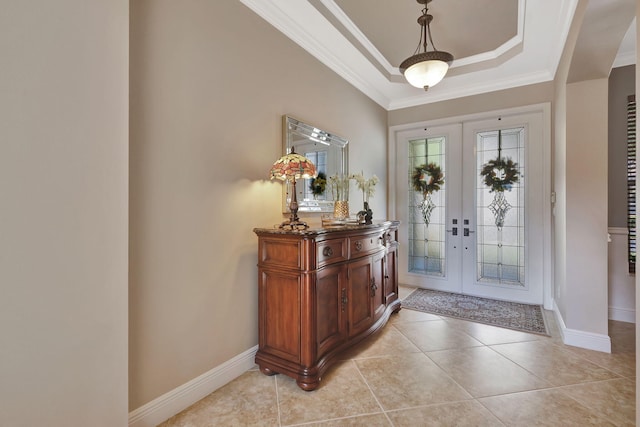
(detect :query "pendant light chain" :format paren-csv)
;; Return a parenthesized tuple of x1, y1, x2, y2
(422, 6, 429, 53)
(424, 3, 441, 52)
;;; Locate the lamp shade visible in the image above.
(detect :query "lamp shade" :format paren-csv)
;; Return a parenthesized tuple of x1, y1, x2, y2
(401, 52, 453, 90)
(270, 147, 317, 230)
(270, 149, 317, 181)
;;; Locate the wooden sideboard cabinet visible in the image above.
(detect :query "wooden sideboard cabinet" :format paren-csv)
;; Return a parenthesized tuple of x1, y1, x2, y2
(253, 220, 400, 391)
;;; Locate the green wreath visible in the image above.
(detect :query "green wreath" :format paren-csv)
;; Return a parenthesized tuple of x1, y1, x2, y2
(309, 171, 327, 196)
(480, 157, 520, 192)
(412, 163, 444, 196)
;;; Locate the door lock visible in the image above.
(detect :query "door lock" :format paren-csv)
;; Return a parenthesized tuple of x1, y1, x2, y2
(446, 219, 458, 236)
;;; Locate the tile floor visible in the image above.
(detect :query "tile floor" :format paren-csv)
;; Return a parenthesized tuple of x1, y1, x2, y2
(158, 287, 636, 426)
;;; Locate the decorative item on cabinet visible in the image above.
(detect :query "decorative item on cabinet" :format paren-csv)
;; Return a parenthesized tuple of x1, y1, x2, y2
(253, 221, 400, 391)
(328, 174, 351, 220)
(352, 172, 378, 225)
(270, 147, 317, 230)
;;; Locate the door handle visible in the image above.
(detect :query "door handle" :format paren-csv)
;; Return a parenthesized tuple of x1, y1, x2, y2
(370, 278, 378, 297)
(463, 228, 475, 237)
(446, 227, 458, 236)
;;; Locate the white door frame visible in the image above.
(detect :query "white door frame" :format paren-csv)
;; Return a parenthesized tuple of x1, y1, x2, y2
(388, 103, 553, 310)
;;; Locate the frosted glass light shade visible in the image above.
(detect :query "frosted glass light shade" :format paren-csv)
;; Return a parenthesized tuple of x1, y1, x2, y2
(404, 60, 449, 89)
(399, 50, 454, 91)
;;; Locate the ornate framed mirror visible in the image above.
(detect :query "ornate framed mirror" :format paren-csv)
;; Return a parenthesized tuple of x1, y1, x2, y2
(282, 115, 349, 213)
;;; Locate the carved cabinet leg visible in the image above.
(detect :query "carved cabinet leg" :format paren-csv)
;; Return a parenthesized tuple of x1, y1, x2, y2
(297, 377, 320, 392)
(260, 366, 278, 376)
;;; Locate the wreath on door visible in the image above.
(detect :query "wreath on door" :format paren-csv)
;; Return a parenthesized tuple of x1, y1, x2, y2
(480, 129, 521, 229)
(411, 163, 444, 226)
(480, 157, 520, 193)
(411, 163, 444, 196)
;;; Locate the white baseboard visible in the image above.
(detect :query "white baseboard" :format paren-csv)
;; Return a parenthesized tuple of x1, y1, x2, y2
(128, 345, 258, 427)
(607, 227, 636, 324)
(553, 302, 612, 353)
(609, 306, 636, 323)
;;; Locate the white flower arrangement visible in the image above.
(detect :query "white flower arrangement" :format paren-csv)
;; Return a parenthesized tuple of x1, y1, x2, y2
(328, 174, 351, 201)
(350, 172, 379, 204)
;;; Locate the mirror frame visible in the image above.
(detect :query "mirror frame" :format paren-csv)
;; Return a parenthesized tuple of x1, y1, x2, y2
(282, 115, 349, 213)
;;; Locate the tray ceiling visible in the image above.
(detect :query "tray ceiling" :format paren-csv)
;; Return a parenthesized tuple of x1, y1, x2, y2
(239, 0, 636, 110)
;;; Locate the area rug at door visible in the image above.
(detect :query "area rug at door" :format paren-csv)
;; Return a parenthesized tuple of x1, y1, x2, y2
(402, 289, 549, 336)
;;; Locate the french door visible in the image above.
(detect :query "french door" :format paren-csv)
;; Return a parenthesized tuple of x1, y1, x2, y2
(394, 111, 545, 305)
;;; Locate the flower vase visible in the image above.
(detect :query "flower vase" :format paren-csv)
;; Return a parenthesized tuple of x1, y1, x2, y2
(333, 200, 349, 220)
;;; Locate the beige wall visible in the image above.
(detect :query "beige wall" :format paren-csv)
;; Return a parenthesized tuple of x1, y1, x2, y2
(554, 0, 616, 337)
(129, 0, 387, 409)
(565, 78, 610, 335)
(552, 0, 586, 322)
(388, 82, 554, 127)
(0, 1, 129, 426)
(609, 65, 635, 227)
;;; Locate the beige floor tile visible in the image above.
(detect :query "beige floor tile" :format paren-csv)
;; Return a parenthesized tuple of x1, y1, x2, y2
(479, 388, 617, 426)
(394, 319, 484, 352)
(340, 324, 422, 360)
(441, 316, 548, 345)
(290, 413, 392, 426)
(491, 340, 620, 386)
(389, 307, 442, 324)
(355, 352, 472, 410)
(155, 314, 635, 427)
(560, 378, 636, 427)
(427, 346, 551, 397)
(610, 320, 636, 353)
(563, 344, 636, 377)
(277, 360, 381, 426)
(387, 400, 505, 427)
(157, 370, 279, 427)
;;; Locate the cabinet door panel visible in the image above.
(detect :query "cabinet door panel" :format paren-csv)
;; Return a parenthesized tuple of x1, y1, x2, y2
(347, 257, 373, 337)
(372, 252, 385, 321)
(384, 244, 399, 304)
(260, 270, 301, 363)
(316, 265, 347, 357)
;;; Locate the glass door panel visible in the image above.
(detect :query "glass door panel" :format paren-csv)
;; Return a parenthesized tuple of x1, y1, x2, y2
(408, 137, 446, 277)
(475, 128, 525, 285)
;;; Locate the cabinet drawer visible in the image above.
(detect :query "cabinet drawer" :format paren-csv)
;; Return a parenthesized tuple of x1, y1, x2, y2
(349, 234, 383, 258)
(317, 238, 348, 267)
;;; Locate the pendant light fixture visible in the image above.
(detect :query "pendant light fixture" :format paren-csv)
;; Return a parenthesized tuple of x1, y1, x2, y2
(399, 0, 453, 91)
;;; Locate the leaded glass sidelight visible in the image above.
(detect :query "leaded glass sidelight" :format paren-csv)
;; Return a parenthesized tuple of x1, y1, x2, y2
(476, 128, 525, 285)
(408, 137, 446, 276)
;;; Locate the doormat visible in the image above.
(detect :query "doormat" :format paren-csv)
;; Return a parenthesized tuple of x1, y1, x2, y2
(402, 289, 549, 336)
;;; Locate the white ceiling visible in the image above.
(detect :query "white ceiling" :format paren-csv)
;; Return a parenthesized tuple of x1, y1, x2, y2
(239, 0, 636, 111)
